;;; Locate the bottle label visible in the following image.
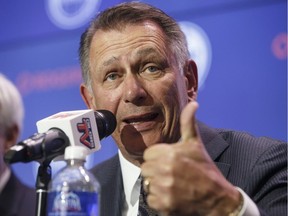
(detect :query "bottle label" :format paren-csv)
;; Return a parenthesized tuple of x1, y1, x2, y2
(47, 191, 98, 216)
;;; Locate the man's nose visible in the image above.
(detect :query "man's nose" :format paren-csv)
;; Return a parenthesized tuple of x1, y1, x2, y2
(123, 74, 147, 104)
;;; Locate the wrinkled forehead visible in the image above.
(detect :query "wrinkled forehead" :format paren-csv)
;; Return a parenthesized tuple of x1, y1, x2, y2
(89, 21, 171, 63)
(91, 20, 168, 47)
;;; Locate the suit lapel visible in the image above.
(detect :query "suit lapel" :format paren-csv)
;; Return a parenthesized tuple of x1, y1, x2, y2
(198, 121, 231, 178)
(91, 155, 124, 216)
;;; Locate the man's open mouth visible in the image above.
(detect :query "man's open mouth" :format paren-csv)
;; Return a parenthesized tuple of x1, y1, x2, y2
(123, 113, 159, 125)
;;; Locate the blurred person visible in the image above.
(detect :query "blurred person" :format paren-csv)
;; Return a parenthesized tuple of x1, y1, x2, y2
(79, 2, 287, 216)
(0, 73, 36, 216)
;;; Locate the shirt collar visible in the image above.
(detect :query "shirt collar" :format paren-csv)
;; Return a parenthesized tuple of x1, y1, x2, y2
(118, 150, 141, 206)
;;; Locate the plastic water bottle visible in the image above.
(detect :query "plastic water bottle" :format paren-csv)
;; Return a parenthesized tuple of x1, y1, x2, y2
(46, 146, 100, 216)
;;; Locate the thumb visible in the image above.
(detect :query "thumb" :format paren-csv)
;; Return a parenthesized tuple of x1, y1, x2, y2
(180, 101, 199, 142)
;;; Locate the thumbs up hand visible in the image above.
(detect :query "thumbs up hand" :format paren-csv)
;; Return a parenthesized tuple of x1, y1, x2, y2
(141, 101, 241, 215)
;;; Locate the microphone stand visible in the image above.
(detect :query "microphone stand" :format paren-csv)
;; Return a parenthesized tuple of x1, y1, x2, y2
(32, 130, 69, 216)
(35, 160, 52, 216)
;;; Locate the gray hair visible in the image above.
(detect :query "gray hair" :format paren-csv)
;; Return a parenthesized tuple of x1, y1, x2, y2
(79, 1, 189, 91)
(0, 73, 24, 136)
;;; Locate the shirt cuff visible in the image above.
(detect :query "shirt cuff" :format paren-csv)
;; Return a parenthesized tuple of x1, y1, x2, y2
(236, 187, 260, 216)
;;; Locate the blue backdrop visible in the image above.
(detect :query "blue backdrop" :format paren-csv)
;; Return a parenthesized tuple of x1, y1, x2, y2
(0, 0, 286, 188)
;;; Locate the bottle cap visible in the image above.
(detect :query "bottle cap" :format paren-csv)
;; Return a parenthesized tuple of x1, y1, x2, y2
(64, 146, 89, 160)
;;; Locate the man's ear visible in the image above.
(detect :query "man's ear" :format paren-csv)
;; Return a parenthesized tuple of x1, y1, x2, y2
(4, 124, 19, 152)
(80, 83, 96, 109)
(184, 59, 198, 101)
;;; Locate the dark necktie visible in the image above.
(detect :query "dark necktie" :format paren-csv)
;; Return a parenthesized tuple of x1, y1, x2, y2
(138, 177, 159, 216)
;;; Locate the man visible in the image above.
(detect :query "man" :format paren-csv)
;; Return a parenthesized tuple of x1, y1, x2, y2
(79, 2, 287, 216)
(0, 73, 36, 216)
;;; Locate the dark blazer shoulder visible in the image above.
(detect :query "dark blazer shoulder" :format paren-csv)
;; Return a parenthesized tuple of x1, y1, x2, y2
(198, 121, 287, 216)
(0, 170, 36, 216)
(198, 121, 286, 167)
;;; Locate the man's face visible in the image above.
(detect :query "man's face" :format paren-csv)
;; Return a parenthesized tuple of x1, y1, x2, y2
(82, 21, 193, 161)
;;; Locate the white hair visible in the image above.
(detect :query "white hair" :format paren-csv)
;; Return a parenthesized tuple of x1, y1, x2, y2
(0, 73, 24, 136)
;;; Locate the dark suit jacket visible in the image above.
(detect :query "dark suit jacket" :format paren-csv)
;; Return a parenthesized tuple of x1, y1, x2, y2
(91, 122, 287, 216)
(0, 170, 36, 216)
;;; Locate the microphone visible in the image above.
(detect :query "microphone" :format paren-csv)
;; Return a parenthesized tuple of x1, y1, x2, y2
(4, 110, 116, 164)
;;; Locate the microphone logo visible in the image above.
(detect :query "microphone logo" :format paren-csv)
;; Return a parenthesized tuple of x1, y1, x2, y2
(77, 118, 95, 149)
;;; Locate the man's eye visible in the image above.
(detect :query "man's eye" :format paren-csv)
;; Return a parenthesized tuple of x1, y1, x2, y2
(105, 72, 119, 81)
(145, 66, 159, 73)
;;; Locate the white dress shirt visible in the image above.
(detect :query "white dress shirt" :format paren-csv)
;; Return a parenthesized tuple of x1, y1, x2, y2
(118, 150, 259, 216)
(119, 150, 141, 216)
